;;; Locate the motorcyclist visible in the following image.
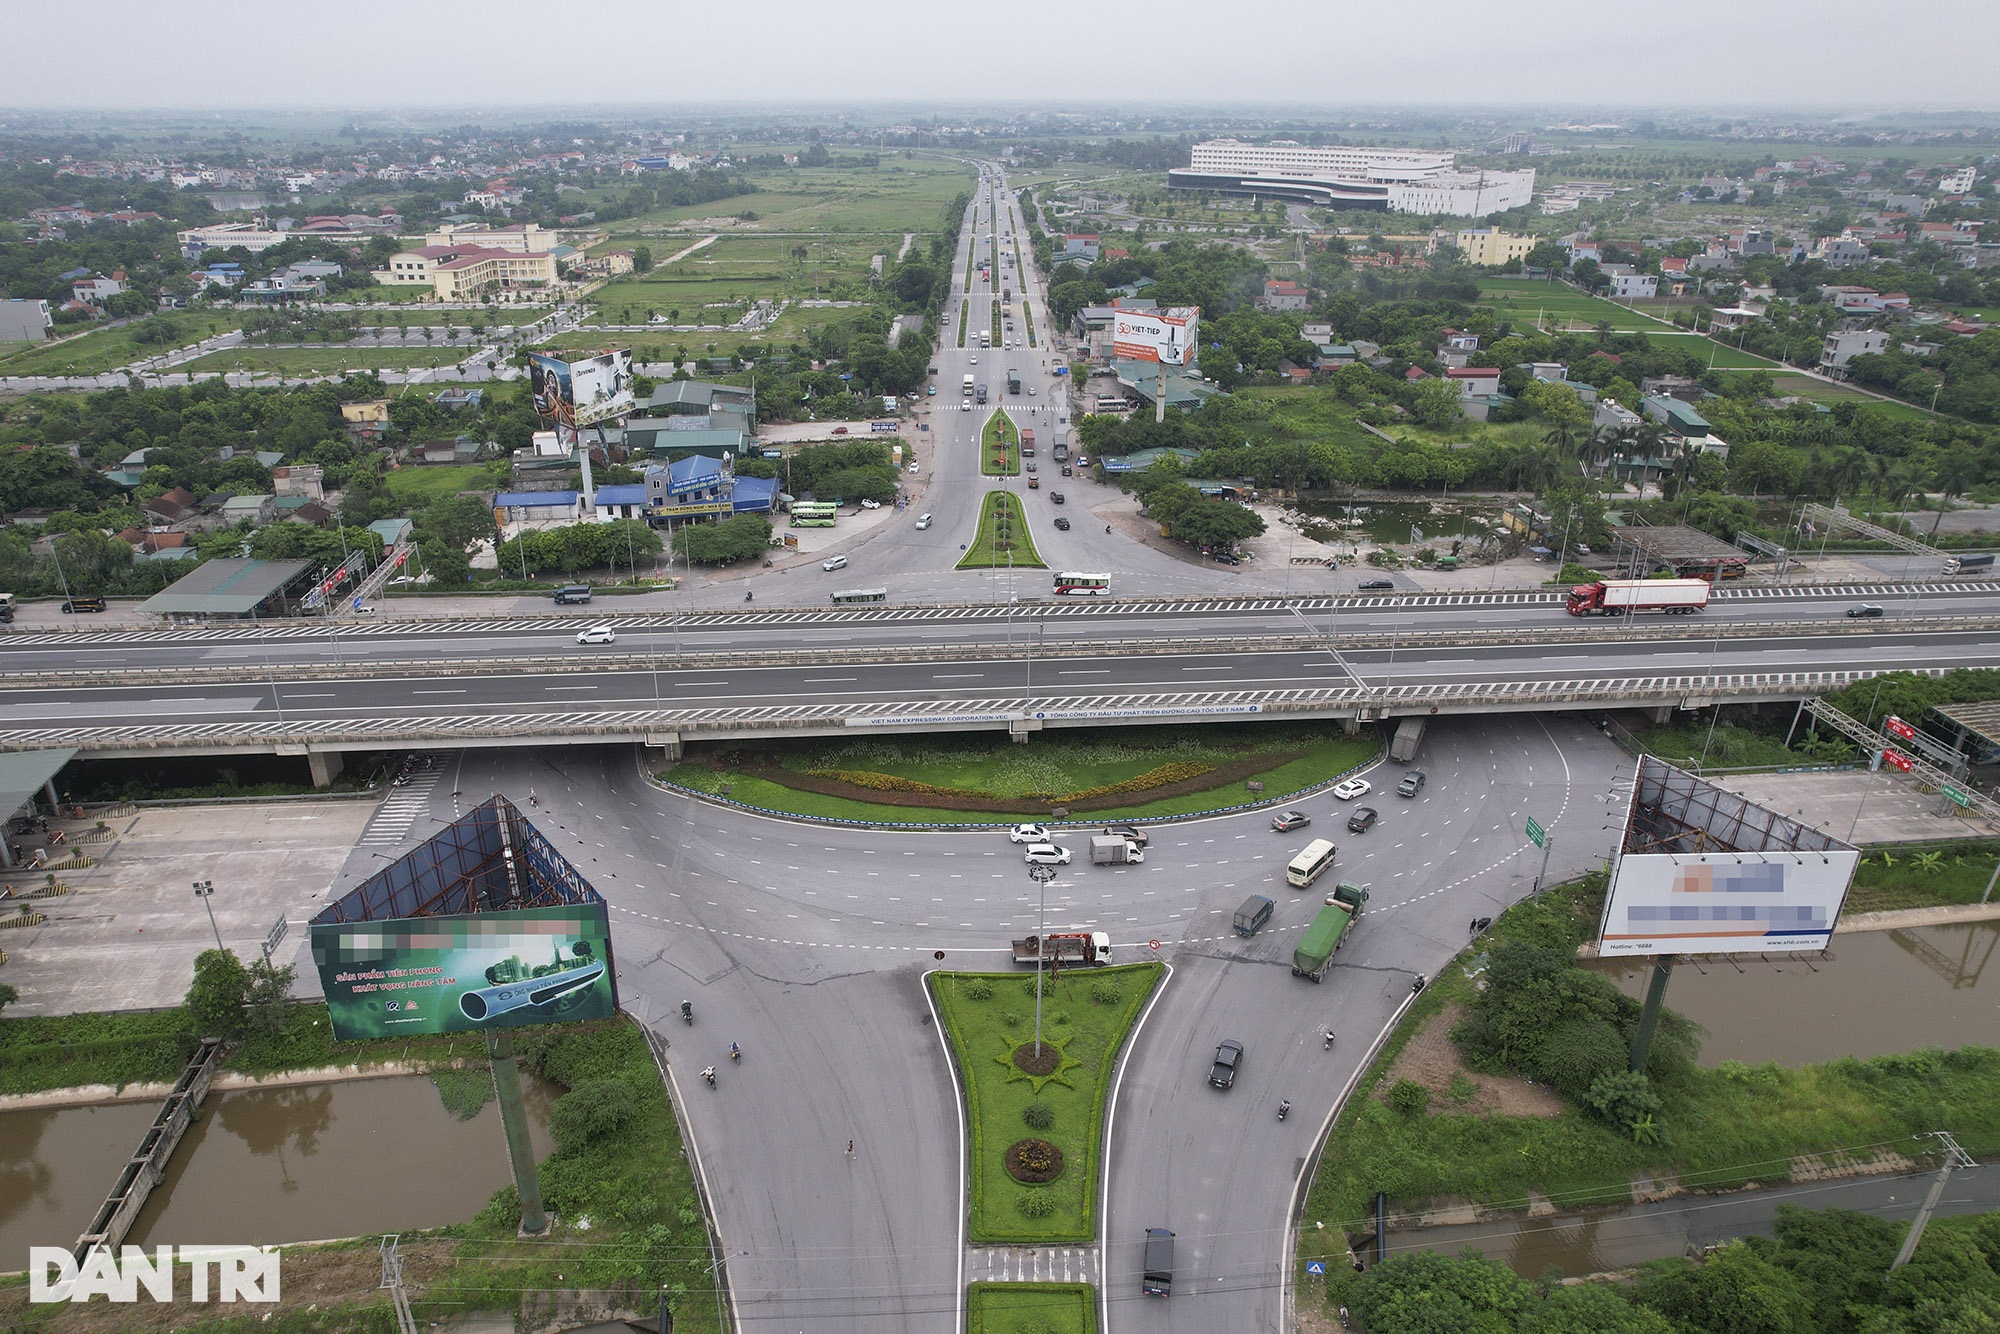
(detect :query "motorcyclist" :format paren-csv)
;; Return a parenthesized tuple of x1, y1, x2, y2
(700, 1066, 717, 1085)
(745, 590, 754, 602)
(729, 1042, 741, 1062)
(680, 1000, 693, 1023)
(1324, 1028, 1337, 1049)
(1412, 973, 1428, 995)
(1278, 1099, 1291, 1120)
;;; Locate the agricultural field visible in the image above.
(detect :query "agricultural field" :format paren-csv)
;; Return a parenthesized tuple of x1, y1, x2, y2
(587, 233, 886, 321)
(609, 155, 973, 236)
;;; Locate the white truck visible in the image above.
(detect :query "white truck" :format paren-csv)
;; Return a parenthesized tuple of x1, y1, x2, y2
(1089, 836, 1145, 865)
(1565, 578, 1711, 617)
(1012, 931, 1113, 968)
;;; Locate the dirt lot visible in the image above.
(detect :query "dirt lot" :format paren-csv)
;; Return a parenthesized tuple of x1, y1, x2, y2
(1376, 1001, 1565, 1119)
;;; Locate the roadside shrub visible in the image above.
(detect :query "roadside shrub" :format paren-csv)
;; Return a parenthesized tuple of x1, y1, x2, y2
(962, 979, 994, 1001)
(1090, 980, 1121, 1005)
(1022, 1103, 1055, 1130)
(548, 1077, 645, 1151)
(1582, 1069, 1661, 1138)
(1531, 1016, 1628, 1104)
(1386, 1079, 1430, 1116)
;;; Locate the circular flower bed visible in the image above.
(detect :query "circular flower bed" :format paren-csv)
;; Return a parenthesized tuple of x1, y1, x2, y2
(1014, 1040, 1060, 1076)
(1004, 1137, 1065, 1184)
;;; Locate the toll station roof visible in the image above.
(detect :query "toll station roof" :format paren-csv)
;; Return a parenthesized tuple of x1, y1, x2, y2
(138, 558, 314, 616)
(1934, 701, 2000, 751)
(1606, 525, 1744, 561)
(0, 748, 79, 823)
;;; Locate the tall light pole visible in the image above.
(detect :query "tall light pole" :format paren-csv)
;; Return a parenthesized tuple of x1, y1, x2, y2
(192, 879, 225, 953)
(1027, 862, 1057, 1057)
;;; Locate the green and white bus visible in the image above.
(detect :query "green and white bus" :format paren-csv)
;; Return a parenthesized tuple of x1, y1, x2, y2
(829, 588, 889, 605)
(791, 501, 839, 528)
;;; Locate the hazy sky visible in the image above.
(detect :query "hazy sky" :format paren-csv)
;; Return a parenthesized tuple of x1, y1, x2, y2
(10, 0, 2000, 113)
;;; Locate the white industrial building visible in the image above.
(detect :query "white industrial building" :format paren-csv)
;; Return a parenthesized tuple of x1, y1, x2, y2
(1169, 139, 1535, 215)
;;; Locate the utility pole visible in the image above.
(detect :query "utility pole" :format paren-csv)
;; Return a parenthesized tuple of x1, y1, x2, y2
(1891, 1131, 1976, 1272)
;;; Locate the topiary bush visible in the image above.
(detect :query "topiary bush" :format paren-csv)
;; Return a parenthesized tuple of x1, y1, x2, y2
(1023, 1102, 1055, 1130)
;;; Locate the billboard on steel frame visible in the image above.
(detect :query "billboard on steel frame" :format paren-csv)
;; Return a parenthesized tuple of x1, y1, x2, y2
(311, 903, 617, 1040)
(528, 349, 633, 431)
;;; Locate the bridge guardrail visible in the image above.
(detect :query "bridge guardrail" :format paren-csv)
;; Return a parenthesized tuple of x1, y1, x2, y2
(7, 616, 1998, 691)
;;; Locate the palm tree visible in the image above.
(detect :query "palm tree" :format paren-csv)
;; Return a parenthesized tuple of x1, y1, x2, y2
(1542, 421, 1579, 458)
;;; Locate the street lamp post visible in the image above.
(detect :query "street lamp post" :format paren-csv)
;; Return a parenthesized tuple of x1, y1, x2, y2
(1027, 862, 1057, 1057)
(191, 879, 225, 953)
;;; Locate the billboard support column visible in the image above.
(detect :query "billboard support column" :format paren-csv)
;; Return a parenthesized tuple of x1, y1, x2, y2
(1627, 957, 1675, 1075)
(488, 1030, 550, 1235)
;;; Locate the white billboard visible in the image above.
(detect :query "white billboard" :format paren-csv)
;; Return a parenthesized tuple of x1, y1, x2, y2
(1112, 307, 1199, 366)
(567, 350, 634, 428)
(1597, 850, 1859, 958)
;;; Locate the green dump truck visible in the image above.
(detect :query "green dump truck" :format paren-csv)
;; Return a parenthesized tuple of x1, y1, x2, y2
(1291, 881, 1368, 983)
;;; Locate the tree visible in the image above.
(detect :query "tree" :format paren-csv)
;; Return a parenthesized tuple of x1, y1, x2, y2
(1410, 376, 1465, 429)
(1635, 1244, 1815, 1334)
(631, 244, 653, 274)
(1519, 1283, 1674, 1334)
(1170, 499, 1267, 550)
(184, 948, 251, 1039)
(416, 494, 499, 554)
(243, 957, 296, 1036)
(1350, 1249, 1531, 1332)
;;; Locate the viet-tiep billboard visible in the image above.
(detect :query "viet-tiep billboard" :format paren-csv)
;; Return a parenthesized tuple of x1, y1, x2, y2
(1596, 850, 1859, 958)
(528, 349, 633, 431)
(1111, 307, 1199, 366)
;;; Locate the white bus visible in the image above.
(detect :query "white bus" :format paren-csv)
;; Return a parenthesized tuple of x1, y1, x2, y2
(1053, 572, 1111, 597)
(829, 588, 889, 604)
(1285, 839, 1339, 890)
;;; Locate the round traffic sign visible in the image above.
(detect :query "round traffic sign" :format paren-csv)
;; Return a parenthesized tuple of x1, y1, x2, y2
(1148, 939, 1161, 951)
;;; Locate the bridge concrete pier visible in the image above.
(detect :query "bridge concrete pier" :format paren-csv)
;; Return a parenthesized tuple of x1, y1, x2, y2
(305, 749, 343, 788)
(1648, 705, 1675, 725)
(1010, 718, 1042, 744)
(1340, 716, 1364, 737)
(645, 734, 684, 763)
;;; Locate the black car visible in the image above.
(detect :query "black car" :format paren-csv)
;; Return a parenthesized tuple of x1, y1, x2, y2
(1847, 604, 1884, 618)
(1102, 823, 1150, 848)
(1053, 516, 1071, 530)
(1061, 465, 1073, 476)
(1209, 1039, 1244, 1090)
(1050, 491, 1066, 504)
(1346, 806, 1378, 834)
(1211, 552, 1241, 565)
(1358, 579, 1395, 592)
(62, 596, 107, 613)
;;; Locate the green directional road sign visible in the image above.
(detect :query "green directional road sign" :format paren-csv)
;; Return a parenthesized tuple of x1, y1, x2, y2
(1943, 783, 1972, 807)
(1525, 817, 1546, 848)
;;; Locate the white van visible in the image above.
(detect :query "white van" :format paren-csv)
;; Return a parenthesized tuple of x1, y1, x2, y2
(821, 555, 849, 572)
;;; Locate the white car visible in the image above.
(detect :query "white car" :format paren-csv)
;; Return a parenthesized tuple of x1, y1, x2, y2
(970, 356, 979, 365)
(1332, 777, 1371, 801)
(1022, 843, 1072, 866)
(576, 625, 617, 645)
(860, 498, 881, 510)
(1008, 823, 1051, 844)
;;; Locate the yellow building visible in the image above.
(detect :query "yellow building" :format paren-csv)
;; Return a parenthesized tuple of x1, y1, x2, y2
(1455, 227, 1536, 267)
(373, 245, 558, 300)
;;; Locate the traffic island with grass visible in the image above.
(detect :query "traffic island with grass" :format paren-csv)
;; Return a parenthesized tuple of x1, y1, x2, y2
(967, 1281, 1098, 1334)
(933, 963, 1163, 1246)
(980, 411, 1020, 475)
(955, 490, 1046, 572)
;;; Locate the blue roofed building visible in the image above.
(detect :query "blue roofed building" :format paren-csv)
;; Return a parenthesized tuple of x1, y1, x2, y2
(640, 455, 774, 522)
(592, 483, 649, 521)
(492, 490, 583, 527)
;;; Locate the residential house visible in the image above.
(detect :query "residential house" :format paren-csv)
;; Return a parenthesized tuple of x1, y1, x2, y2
(341, 399, 393, 445)
(1641, 395, 1711, 440)
(1259, 279, 1308, 311)
(1274, 359, 1313, 384)
(1812, 238, 1873, 269)
(1060, 234, 1101, 263)
(1609, 272, 1658, 300)
(271, 465, 325, 502)
(592, 483, 650, 521)
(144, 486, 200, 524)
(1301, 321, 1335, 342)
(1446, 367, 1501, 398)
(219, 495, 276, 527)
(1821, 329, 1891, 374)
(492, 490, 584, 529)
(71, 272, 125, 306)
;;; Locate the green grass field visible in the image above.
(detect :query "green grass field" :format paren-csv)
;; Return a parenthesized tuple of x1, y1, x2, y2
(179, 346, 467, 373)
(968, 1283, 1099, 1334)
(0, 312, 254, 376)
(385, 462, 503, 504)
(1475, 278, 1663, 334)
(957, 489, 1043, 573)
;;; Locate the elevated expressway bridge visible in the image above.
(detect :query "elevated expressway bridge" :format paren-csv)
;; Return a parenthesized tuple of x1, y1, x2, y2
(1, 585, 1996, 773)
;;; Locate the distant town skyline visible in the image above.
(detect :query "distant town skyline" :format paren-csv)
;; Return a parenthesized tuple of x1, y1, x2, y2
(11, 0, 2000, 115)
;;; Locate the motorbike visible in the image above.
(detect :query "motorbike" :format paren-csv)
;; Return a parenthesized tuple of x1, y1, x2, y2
(729, 1042, 741, 1063)
(1324, 1030, 1336, 1051)
(680, 1001, 694, 1025)
(1412, 973, 1428, 996)
(701, 1067, 716, 1088)
(1277, 1099, 1291, 1122)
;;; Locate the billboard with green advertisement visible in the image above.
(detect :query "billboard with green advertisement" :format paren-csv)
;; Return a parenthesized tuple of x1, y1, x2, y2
(311, 903, 617, 1041)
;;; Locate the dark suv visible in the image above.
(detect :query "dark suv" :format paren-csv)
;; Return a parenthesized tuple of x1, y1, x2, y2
(1208, 1039, 1243, 1090)
(1358, 579, 1394, 592)
(1397, 771, 1427, 798)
